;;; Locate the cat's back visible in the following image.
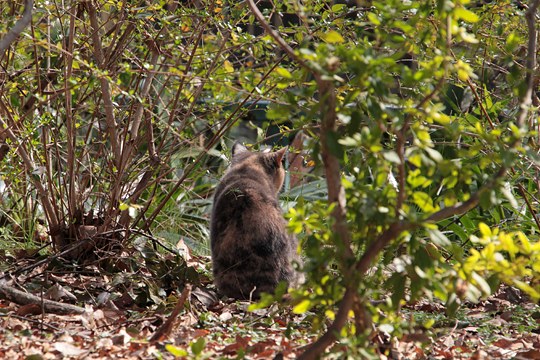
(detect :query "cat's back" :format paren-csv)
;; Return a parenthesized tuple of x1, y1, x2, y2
(212, 150, 280, 222)
(210, 143, 298, 299)
(211, 144, 287, 251)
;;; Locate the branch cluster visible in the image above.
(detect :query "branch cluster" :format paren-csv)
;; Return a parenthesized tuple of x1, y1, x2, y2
(247, 0, 540, 358)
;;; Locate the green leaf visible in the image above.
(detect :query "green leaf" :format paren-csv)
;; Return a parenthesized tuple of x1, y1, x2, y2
(190, 337, 206, 356)
(505, 32, 521, 52)
(293, 299, 312, 314)
(223, 60, 234, 73)
(446, 222, 469, 242)
(248, 292, 275, 311)
(454, 8, 479, 23)
(331, 3, 346, 12)
(166, 344, 188, 357)
(416, 129, 431, 143)
(427, 228, 451, 247)
(413, 191, 437, 212)
(389, 274, 406, 306)
(446, 293, 461, 316)
(275, 67, 292, 79)
(383, 151, 401, 164)
(367, 12, 381, 25)
(479, 223, 491, 237)
(326, 130, 344, 158)
(338, 135, 360, 147)
(472, 271, 492, 295)
(424, 147, 443, 162)
(322, 30, 345, 44)
(424, 318, 436, 329)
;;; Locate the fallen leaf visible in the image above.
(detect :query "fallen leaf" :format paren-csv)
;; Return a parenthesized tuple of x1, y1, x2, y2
(516, 349, 540, 359)
(45, 284, 77, 302)
(463, 326, 479, 333)
(219, 311, 232, 321)
(492, 337, 525, 350)
(470, 350, 488, 360)
(53, 342, 87, 357)
(111, 328, 132, 345)
(222, 341, 242, 356)
(176, 238, 193, 262)
(16, 304, 42, 316)
(193, 329, 209, 338)
(191, 287, 219, 308)
(499, 311, 513, 322)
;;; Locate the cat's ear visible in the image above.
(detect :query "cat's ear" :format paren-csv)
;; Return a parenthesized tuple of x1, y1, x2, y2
(232, 142, 249, 157)
(274, 146, 288, 166)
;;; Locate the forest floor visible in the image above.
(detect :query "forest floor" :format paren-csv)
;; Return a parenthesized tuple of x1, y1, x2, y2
(0, 254, 539, 359)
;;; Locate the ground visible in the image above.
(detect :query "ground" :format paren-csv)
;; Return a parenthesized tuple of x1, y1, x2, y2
(1, 275, 539, 359)
(0, 255, 540, 360)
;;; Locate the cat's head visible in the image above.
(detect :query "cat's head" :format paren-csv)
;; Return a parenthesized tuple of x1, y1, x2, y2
(231, 142, 288, 194)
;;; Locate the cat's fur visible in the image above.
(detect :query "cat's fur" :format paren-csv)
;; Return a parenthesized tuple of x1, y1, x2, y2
(210, 143, 301, 300)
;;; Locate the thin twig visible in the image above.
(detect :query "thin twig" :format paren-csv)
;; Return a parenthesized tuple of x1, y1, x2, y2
(0, 0, 34, 57)
(0, 99, 60, 233)
(518, 0, 540, 129)
(139, 55, 288, 230)
(86, 0, 121, 163)
(516, 183, 540, 230)
(0, 313, 63, 332)
(0, 229, 124, 281)
(149, 284, 192, 342)
(246, 0, 311, 71)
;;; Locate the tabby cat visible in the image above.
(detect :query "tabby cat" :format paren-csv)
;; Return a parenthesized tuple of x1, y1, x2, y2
(210, 143, 302, 300)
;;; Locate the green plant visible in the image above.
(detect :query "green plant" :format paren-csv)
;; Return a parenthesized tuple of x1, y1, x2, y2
(244, 0, 540, 358)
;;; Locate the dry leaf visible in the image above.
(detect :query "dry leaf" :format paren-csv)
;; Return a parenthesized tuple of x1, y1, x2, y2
(53, 342, 87, 357)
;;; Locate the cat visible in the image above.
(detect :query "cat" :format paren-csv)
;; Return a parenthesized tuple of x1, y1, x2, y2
(210, 143, 302, 300)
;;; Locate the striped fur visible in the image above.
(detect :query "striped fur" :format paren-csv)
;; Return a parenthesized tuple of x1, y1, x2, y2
(210, 143, 301, 299)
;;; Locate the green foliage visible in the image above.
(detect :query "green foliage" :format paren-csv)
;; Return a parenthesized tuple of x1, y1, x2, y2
(244, 0, 540, 356)
(0, 0, 266, 258)
(458, 224, 540, 300)
(1, 0, 540, 357)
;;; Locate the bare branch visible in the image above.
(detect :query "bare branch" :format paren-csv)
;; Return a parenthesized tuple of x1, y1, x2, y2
(0, 99, 60, 232)
(247, 0, 354, 263)
(317, 78, 355, 262)
(246, 0, 311, 72)
(517, 0, 540, 128)
(149, 284, 192, 342)
(299, 220, 412, 360)
(298, 286, 356, 359)
(139, 47, 285, 231)
(300, 0, 540, 357)
(86, 1, 121, 163)
(0, 0, 34, 58)
(66, 6, 77, 224)
(0, 282, 85, 315)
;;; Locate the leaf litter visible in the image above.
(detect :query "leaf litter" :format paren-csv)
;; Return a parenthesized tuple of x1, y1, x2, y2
(1, 252, 539, 359)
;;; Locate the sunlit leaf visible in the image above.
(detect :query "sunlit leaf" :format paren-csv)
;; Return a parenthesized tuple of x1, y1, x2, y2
(454, 7, 479, 23)
(166, 344, 188, 357)
(275, 67, 293, 79)
(479, 223, 492, 237)
(322, 30, 345, 44)
(293, 299, 312, 314)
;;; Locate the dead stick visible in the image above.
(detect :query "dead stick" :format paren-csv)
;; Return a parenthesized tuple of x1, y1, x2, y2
(0, 0, 33, 56)
(0, 283, 85, 315)
(149, 284, 192, 343)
